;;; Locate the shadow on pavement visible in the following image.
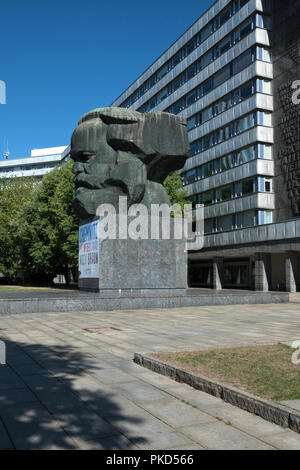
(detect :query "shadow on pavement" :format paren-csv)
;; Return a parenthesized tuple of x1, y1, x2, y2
(0, 339, 147, 449)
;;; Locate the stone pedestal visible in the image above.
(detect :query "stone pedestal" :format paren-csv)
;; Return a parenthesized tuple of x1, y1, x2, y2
(78, 216, 188, 293)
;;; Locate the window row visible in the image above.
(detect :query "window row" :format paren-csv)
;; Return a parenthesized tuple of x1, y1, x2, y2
(142, 43, 270, 115)
(186, 78, 271, 131)
(191, 176, 272, 208)
(204, 209, 273, 234)
(121, 0, 251, 108)
(182, 144, 272, 186)
(0, 163, 56, 173)
(190, 110, 272, 157)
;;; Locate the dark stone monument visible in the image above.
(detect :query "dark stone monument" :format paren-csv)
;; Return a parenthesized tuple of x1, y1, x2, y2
(71, 107, 190, 292)
(272, 0, 300, 221)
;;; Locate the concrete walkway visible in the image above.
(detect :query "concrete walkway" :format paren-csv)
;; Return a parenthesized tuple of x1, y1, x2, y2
(0, 301, 300, 449)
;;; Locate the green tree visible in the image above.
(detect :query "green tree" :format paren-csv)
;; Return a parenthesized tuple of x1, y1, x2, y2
(17, 161, 78, 284)
(0, 176, 36, 279)
(163, 170, 190, 211)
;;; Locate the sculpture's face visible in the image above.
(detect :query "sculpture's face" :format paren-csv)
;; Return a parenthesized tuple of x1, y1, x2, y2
(71, 118, 119, 218)
(71, 118, 117, 191)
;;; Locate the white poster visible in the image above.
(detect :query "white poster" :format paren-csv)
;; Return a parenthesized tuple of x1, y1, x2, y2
(79, 220, 99, 279)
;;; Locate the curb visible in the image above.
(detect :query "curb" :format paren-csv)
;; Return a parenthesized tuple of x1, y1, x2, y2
(0, 292, 289, 315)
(134, 352, 300, 434)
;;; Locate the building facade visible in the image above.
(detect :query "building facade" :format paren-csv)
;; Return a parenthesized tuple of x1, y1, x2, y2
(111, 0, 300, 292)
(0, 145, 69, 179)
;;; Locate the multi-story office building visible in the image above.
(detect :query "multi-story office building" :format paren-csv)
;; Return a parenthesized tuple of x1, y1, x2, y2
(0, 145, 69, 179)
(111, 0, 300, 292)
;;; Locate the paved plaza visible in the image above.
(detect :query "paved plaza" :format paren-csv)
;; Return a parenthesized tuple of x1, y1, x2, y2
(0, 297, 300, 449)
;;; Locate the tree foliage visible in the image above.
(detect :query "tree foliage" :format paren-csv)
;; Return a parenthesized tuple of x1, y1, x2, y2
(16, 161, 78, 282)
(0, 176, 36, 278)
(163, 170, 190, 210)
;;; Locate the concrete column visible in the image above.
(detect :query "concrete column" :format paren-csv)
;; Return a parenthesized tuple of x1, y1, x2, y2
(285, 251, 299, 293)
(213, 257, 224, 290)
(254, 253, 271, 291)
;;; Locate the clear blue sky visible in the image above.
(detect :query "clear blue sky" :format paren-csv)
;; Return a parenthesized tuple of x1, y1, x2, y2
(0, 0, 212, 159)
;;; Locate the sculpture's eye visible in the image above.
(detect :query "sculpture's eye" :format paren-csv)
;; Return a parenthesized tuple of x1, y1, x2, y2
(77, 151, 94, 161)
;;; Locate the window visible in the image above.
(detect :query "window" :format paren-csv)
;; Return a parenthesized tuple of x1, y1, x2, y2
(186, 169, 197, 184)
(222, 185, 232, 201)
(172, 52, 181, 68)
(172, 100, 183, 115)
(173, 76, 182, 91)
(202, 106, 214, 123)
(214, 65, 231, 88)
(149, 97, 156, 110)
(186, 64, 195, 81)
(265, 179, 272, 192)
(265, 210, 273, 224)
(236, 113, 255, 133)
(216, 185, 232, 202)
(217, 214, 233, 232)
(243, 211, 255, 227)
(156, 64, 169, 81)
(242, 178, 255, 195)
(236, 210, 256, 228)
(240, 81, 253, 99)
(236, 146, 255, 164)
(263, 112, 272, 127)
(201, 23, 213, 42)
(219, 7, 231, 26)
(200, 191, 213, 206)
(201, 51, 213, 69)
(239, 18, 252, 39)
(264, 144, 272, 159)
(219, 36, 231, 55)
(263, 80, 271, 94)
(257, 14, 272, 30)
(232, 49, 253, 75)
(203, 79, 213, 95)
(235, 178, 255, 197)
(204, 219, 214, 234)
(257, 47, 271, 62)
(186, 88, 199, 107)
(157, 87, 168, 103)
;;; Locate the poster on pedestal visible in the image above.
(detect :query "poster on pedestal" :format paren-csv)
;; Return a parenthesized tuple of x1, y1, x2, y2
(79, 220, 99, 279)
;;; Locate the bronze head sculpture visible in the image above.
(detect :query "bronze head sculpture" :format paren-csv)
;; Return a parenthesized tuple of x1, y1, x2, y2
(71, 107, 190, 219)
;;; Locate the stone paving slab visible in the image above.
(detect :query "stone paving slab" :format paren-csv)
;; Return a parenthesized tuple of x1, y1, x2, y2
(179, 421, 274, 450)
(280, 400, 300, 412)
(0, 302, 299, 449)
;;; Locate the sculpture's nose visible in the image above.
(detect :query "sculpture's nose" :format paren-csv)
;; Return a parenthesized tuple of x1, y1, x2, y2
(72, 162, 85, 175)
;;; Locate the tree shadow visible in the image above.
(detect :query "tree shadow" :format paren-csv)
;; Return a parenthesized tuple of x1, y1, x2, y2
(0, 339, 148, 450)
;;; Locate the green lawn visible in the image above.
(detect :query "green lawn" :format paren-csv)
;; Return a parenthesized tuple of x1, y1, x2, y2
(152, 344, 300, 402)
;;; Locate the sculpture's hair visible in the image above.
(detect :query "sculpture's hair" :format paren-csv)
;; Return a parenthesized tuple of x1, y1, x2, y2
(79, 107, 143, 126)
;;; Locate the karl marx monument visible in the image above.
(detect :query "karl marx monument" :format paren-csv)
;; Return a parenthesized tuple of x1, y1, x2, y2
(71, 107, 190, 293)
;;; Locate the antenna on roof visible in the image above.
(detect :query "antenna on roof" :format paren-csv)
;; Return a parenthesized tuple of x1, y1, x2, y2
(3, 140, 9, 159)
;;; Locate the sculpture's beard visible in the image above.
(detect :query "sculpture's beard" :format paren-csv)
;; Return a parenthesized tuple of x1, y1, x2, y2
(72, 187, 98, 219)
(72, 185, 128, 219)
